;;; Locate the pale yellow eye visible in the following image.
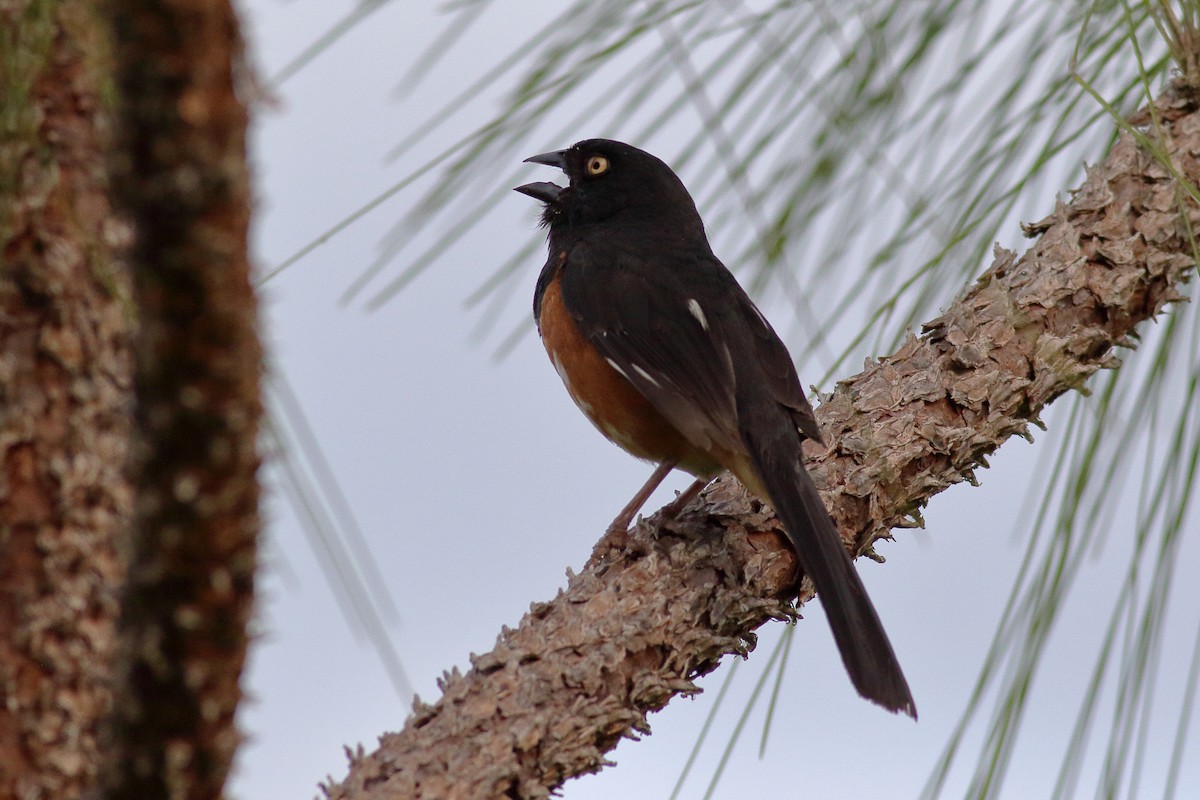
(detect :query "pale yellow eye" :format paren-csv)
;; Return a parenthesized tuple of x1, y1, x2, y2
(585, 155, 609, 176)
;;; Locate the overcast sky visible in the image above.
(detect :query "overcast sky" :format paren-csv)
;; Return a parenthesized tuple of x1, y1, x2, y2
(231, 3, 1199, 798)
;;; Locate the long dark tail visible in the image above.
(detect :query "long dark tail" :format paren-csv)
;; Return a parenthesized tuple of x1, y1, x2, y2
(738, 412, 916, 717)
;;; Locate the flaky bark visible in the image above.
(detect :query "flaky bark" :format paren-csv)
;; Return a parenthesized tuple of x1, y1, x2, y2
(0, 4, 133, 797)
(324, 84, 1198, 800)
(2, 3, 258, 796)
(101, 2, 260, 799)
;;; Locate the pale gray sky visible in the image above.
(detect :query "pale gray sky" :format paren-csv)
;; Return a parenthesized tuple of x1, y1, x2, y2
(233, 3, 1199, 798)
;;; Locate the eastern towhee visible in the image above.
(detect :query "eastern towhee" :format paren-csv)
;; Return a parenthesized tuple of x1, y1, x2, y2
(516, 139, 915, 717)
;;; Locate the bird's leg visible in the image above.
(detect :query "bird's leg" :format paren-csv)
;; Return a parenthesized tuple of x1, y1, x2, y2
(607, 461, 676, 534)
(661, 476, 708, 521)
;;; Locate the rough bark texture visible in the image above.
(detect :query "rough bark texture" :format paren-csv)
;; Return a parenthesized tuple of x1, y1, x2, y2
(100, 2, 260, 799)
(324, 84, 1198, 800)
(0, 3, 133, 798)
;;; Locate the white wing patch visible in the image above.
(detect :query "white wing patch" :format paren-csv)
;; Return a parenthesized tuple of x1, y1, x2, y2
(605, 357, 631, 381)
(607, 356, 661, 388)
(687, 298, 709, 331)
(630, 363, 661, 387)
(749, 302, 769, 329)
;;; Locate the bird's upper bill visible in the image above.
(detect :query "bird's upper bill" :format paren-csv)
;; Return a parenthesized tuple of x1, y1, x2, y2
(514, 149, 568, 204)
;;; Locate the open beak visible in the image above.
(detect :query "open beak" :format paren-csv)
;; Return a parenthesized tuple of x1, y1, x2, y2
(513, 181, 563, 203)
(514, 149, 568, 203)
(522, 149, 568, 169)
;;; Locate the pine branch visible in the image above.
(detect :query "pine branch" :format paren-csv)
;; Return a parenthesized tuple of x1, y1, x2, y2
(324, 81, 1197, 800)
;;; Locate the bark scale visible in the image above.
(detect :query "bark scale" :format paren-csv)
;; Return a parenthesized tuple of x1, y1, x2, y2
(0, 4, 133, 797)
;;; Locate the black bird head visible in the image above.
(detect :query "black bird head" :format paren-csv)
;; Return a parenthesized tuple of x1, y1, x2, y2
(515, 139, 705, 237)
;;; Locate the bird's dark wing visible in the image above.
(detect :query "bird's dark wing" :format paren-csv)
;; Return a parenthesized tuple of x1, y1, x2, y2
(733, 292, 824, 444)
(558, 238, 817, 456)
(558, 241, 739, 455)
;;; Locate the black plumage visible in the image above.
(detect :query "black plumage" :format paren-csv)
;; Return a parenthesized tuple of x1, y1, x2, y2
(517, 139, 915, 717)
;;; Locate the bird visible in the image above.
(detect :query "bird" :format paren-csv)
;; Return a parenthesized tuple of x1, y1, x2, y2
(514, 139, 915, 717)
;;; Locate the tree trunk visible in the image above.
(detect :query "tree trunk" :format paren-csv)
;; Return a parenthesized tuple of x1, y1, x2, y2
(101, 1, 261, 799)
(323, 84, 1198, 800)
(0, 2, 260, 798)
(0, 3, 133, 797)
